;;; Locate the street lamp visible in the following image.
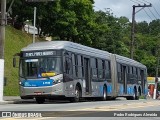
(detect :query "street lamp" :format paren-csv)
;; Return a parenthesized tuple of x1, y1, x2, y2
(25, 0, 55, 43)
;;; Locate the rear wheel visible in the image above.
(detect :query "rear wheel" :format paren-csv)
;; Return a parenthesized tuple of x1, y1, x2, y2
(135, 90, 140, 100)
(36, 97, 45, 104)
(126, 89, 136, 100)
(130, 89, 136, 100)
(126, 97, 131, 100)
(101, 86, 107, 101)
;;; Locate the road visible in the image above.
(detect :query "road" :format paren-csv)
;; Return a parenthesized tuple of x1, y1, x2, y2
(0, 98, 160, 120)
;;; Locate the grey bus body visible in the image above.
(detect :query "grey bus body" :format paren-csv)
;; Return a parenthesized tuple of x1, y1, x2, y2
(15, 41, 147, 103)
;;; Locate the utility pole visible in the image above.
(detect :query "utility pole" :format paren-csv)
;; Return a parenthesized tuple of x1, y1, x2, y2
(0, 0, 6, 102)
(153, 46, 160, 99)
(130, 4, 152, 59)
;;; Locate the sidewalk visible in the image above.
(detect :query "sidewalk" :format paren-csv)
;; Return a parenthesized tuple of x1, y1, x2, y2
(0, 96, 35, 104)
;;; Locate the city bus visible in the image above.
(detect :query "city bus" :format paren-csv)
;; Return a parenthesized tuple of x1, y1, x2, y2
(13, 41, 148, 103)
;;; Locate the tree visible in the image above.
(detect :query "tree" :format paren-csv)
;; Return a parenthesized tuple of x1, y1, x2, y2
(7, 0, 35, 29)
(149, 19, 160, 35)
(136, 21, 149, 34)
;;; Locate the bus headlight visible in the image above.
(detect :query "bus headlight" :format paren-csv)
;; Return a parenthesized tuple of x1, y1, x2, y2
(19, 81, 21, 85)
(53, 77, 63, 84)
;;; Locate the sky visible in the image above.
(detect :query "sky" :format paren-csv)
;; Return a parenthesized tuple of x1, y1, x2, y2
(94, 0, 160, 23)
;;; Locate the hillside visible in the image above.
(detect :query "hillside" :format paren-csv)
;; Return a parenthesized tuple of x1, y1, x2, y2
(4, 26, 33, 96)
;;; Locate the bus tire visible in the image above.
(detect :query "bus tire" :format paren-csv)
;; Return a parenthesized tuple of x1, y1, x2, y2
(130, 89, 136, 100)
(126, 97, 131, 100)
(70, 86, 81, 102)
(101, 86, 107, 101)
(36, 97, 45, 104)
(135, 90, 140, 100)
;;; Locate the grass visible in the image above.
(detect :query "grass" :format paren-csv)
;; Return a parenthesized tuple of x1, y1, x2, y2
(139, 95, 146, 99)
(4, 26, 33, 96)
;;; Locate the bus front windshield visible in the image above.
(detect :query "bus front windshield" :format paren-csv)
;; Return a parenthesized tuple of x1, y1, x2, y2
(20, 57, 62, 78)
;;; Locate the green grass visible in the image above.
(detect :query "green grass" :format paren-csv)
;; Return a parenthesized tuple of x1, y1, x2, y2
(139, 95, 146, 99)
(4, 26, 33, 96)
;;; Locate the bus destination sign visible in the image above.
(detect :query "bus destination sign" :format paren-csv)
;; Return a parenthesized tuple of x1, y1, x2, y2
(23, 51, 57, 57)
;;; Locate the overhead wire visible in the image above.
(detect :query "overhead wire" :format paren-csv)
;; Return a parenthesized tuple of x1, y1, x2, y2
(152, 5, 160, 18)
(135, 0, 145, 4)
(130, 0, 140, 5)
(130, 0, 160, 21)
(143, 8, 153, 21)
(148, 7, 157, 19)
(141, 0, 150, 4)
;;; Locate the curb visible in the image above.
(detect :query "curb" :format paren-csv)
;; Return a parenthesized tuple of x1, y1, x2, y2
(0, 101, 14, 105)
(0, 100, 36, 105)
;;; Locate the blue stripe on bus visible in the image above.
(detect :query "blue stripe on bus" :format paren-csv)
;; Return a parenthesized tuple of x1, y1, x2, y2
(21, 79, 53, 87)
(120, 85, 123, 95)
(100, 85, 112, 95)
(107, 85, 112, 94)
(100, 86, 103, 95)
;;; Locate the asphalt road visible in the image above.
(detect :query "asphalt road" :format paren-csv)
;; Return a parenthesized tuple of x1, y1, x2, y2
(0, 97, 160, 120)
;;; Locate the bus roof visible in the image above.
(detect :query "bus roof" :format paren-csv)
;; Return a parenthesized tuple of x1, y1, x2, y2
(21, 41, 111, 59)
(115, 54, 146, 69)
(21, 41, 146, 69)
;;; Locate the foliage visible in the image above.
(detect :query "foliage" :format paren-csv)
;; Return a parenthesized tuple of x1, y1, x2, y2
(4, 26, 33, 95)
(6, 0, 160, 77)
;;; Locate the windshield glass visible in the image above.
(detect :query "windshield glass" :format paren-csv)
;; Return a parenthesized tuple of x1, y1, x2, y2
(20, 57, 62, 78)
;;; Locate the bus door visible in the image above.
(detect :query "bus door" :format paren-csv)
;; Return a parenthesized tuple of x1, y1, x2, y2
(122, 66, 127, 94)
(84, 58, 91, 94)
(110, 54, 118, 97)
(140, 70, 144, 94)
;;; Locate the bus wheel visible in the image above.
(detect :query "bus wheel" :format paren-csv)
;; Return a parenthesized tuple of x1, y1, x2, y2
(126, 97, 131, 100)
(70, 86, 81, 102)
(135, 90, 140, 100)
(36, 97, 45, 104)
(101, 86, 107, 101)
(131, 90, 136, 100)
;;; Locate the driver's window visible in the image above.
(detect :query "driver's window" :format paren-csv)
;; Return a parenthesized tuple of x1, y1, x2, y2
(65, 52, 72, 75)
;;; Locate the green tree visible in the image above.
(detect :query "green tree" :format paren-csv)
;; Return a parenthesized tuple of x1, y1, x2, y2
(149, 19, 160, 35)
(136, 21, 149, 34)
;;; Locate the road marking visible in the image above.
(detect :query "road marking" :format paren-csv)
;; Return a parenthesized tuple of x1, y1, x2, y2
(1, 100, 160, 119)
(68, 101, 160, 111)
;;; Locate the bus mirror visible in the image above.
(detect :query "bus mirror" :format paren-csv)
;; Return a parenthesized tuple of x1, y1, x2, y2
(13, 53, 20, 68)
(13, 57, 16, 67)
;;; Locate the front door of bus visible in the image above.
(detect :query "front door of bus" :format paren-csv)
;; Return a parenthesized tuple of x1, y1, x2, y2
(122, 66, 127, 94)
(84, 58, 91, 94)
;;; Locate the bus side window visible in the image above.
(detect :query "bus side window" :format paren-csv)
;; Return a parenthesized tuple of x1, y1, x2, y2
(78, 55, 82, 78)
(81, 56, 84, 77)
(98, 59, 103, 79)
(72, 54, 76, 77)
(91, 58, 98, 79)
(74, 54, 78, 77)
(65, 52, 72, 75)
(106, 61, 111, 81)
(117, 63, 122, 83)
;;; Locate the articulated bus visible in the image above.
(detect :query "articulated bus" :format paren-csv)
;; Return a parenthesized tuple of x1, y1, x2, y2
(13, 41, 148, 103)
